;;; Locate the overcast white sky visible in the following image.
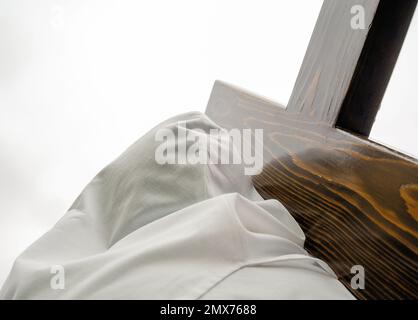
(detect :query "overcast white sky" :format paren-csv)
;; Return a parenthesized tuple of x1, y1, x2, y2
(0, 0, 416, 288)
(0, 0, 322, 287)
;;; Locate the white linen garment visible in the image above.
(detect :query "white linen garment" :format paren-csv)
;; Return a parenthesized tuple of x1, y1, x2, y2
(0, 112, 354, 299)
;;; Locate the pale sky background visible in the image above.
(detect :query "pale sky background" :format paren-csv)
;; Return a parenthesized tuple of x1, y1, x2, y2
(0, 0, 323, 287)
(0, 0, 416, 288)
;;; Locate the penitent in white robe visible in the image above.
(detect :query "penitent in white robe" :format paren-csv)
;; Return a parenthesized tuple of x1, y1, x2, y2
(0, 112, 354, 300)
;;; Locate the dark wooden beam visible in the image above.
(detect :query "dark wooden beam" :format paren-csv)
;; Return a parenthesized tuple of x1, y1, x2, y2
(286, 0, 380, 125)
(337, 0, 418, 136)
(206, 80, 418, 300)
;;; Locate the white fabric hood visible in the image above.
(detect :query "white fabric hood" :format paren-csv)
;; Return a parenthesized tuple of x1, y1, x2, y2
(0, 112, 353, 299)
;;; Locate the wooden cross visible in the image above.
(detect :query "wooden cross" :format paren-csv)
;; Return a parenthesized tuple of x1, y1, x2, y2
(206, 0, 418, 300)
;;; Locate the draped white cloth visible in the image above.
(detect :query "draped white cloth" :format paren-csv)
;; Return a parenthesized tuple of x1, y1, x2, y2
(0, 112, 354, 299)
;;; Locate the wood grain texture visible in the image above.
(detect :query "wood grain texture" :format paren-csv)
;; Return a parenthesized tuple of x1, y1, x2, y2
(206, 81, 418, 300)
(287, 0, 380, 125)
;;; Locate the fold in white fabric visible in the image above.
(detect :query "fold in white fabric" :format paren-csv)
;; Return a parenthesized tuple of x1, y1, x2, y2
(0, 112, 354, 299)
